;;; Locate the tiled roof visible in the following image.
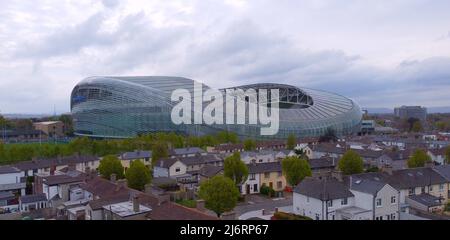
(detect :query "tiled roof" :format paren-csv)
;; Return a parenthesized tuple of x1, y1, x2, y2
(407, 193, 443, 207)
(433, 165, 450, 181)
(308, 157, 338, 169)
(199, 165, 223, 178)
(121, 151, 152, 160)
(20, 193, 47, 204)
(0, 166, 21, 174)
(294, 178, 354, 201)
(171, 147, 205, 156)
(13, 155, 98, 171)
(248, 162, 282, 174)
(43, 174, 86, 186)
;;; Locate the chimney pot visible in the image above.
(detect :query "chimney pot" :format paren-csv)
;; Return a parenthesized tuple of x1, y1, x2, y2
(132, 195, 140, 213)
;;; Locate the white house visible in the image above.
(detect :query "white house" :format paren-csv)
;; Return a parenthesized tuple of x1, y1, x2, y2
(241, 172, 261, 195)
(427, 149, 447, 165)
(349, 176, 400, 220)
(0, 166, 26, 197)
(293, 178, 359, 220)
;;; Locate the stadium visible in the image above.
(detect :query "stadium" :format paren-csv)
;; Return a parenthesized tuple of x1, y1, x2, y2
(70, 76, 362, 139)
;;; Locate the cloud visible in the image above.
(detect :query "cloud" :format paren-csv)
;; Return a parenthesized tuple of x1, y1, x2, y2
(102, 0, 120, 9)
(1, 1, 450, 113)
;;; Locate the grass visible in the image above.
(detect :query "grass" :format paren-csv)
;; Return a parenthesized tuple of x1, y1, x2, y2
(175, 199, 197, 208)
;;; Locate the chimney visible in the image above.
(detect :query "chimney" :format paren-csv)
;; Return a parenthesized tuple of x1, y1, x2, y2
(110, 173, 117, 183)
(50, 165, 56, 176)
(132, 195, 140, 213)
(196, 199, 206, 211)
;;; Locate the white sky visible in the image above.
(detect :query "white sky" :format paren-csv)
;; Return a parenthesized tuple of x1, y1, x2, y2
(1, 0, 450, 114)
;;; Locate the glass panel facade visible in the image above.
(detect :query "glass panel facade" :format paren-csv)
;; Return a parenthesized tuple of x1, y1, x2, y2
(71, 76, 362, 139)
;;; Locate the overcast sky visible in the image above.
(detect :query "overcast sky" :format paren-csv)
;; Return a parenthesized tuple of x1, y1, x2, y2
(1, 0, 450, 114)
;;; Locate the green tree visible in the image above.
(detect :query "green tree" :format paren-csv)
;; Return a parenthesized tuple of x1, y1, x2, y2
(224, 152, 248, 186)
(198, 176, 240, 217)
(281, 156, 312, 186)
(412, 121, 423, 132)
(59, 114, 74, 136)
(217, 131, 238, 144)
(243, 139, 256, 151)
(151, 142, 169, 164)
(286, 134, 297, 150)
(98, 155, 124, 179)
(338, 150, 364, 175)
(126, 160, 152, 191)
(445, 146, 450, 164)
(408, 149, 432, 168)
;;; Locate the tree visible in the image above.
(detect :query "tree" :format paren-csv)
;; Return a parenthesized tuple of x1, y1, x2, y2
(151, 142, 169, 165)
(445, 146, 450, 165)
(287, 134, 297, 150)
(281, 156, 312, 186)
(338, 150, 364, 175)
(243, 139, 256, 151)
(224, 152, 248, 186)
(411, 121, 423, 132)
(98, 155, 124, 179)
(408, 149, 431, 168)
(198, 176, 240, 217)
(59, 114, 74, 136)
(217, 131, 238, 144)
(126, 161, 152, 191)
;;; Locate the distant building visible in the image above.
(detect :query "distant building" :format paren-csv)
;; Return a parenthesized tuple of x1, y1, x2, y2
(33, 121, 64, 138)
(394, 106, 427, 122)
(359, 120, 375, 135)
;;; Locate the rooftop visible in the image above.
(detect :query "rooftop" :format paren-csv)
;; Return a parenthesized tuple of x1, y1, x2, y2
(103, 201, 152, 218)
(407, 193, 443, 207)
(294, 178, 354, 201)
(0, 166, 21, 174)
(20, 193, 47, 204)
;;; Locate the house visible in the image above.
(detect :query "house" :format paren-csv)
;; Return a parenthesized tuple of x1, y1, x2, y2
(153, 154, 224, 179)
(241, 150, 276, 164)
(376, 150, 410, 170)
(119, 150, 152, 170)
(433, 165, 450, 202)
(13, 155, 99, 177)
(308, 156, 338, 179)
(293, 175, 401, 220)
(293, 178, 359, 220)
(427, 148, 447, 165)
(35, 170, 86, 204)
(198, 165, 223, 184)
(33, 121, 64, 138)
(19, 193, 48, 212)
(0, 166, 26, 197)
(79, 176, 217, 220)
(1, 129, 47, 143)
(405, 193, 444, 213)
(213, 143, 244, 154)
(171, 147, 206, 158)
(0, 191, 18, 213)
(348, 175, 400, 220)
(241, 162, 286, 195)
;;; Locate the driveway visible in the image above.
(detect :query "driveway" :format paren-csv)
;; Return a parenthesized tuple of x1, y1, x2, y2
(234, 193, 293, 217)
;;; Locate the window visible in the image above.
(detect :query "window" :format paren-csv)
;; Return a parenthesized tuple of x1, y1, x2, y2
(341, 198, 348, 206)
(375, 216, 383, 220)
(439, 184, 444, 192)
(253, 184, 258, 192)
(249, 174, 256, 180)
(175, 167, 181, 173)
(390, 213, 396, 220)
(391, 196, 396, 204)
(327, 201, 333, 208)
(315, 214, 320, 220)
(376, 198, 382, 207)
(429, 185, 433, 192)
(259, 159, 263, 163)
(277, 181, 282, 189)
(264, 173, 270, 179)
(421, 187, 426, 193)
(408, 188, 415, 196)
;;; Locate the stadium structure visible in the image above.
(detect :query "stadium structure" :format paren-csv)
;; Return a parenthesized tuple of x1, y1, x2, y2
(70, 76, 362, 139)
